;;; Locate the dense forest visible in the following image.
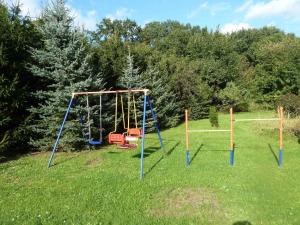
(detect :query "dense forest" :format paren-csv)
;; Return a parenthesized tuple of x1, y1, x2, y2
(1, 0, 300, 157)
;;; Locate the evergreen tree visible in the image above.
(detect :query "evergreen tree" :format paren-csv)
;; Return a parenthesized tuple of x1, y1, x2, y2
(118, 53, 144, 88)
(118, 54, 179, 131)
(209, 106, 219, 127)
(117, 53, 145, 130)
(142, 65, 180, 129)
(29, 0, 104, 151)
(0, 2, 41, 154)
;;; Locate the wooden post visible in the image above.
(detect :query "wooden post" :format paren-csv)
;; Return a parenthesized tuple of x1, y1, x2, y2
(185, 110, 190, 166)
(279, 106, 283, 167)
(230, 108, 234, 166)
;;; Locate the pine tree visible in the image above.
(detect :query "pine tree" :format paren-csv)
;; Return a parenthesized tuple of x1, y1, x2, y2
(209, 106, 219, 127)
(0, 2, 41, 154)
(29, 0, 104, 151)
(117, 53, 144, 130)
(142, 65, 180, 129)
(118, 54, 179, 131)
(118, 53, 144, 89)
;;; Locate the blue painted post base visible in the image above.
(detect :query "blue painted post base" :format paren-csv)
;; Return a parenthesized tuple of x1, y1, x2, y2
(230, 150, 234, 166)
(278, 149, 283, 167)
(186, 151, 190, 167)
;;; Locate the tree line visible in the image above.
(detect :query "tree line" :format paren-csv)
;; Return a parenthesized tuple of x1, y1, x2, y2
(1, 0, 300, 157)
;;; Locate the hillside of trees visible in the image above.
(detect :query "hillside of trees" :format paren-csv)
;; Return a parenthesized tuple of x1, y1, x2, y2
(1, 0, 300, 157)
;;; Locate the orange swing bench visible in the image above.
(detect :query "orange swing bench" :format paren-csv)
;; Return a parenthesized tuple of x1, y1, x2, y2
(125, 93, 142, 141)
(108, 93, 127, 145)
(108, 92, 142, 148)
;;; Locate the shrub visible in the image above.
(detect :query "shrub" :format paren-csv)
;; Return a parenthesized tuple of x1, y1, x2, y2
(218, 82, 249, 112)
(279, 93, 300, 118)
(209, 106, 219, 127)
(292, 121, 300, 144)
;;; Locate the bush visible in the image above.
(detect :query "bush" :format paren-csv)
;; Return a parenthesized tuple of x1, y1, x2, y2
(218, 82, 249, 112)
(279, 93, 300, 118)
(209, 106, 219, 127)
(292, 121, 300, 144)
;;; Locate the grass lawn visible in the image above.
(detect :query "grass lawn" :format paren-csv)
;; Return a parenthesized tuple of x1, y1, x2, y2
(0, 111, 299, 225)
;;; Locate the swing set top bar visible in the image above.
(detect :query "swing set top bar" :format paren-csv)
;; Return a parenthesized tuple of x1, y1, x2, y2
(72, 89, 150, 96)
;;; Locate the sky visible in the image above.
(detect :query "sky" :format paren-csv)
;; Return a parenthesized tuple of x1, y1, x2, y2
(5, 0, 300, 35)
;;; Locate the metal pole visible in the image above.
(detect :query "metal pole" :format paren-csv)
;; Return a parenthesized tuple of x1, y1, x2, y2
(87, 95, 91, 141)
(140, 94, 147, 179)
(230, 108, 234, 166)
(279, 106, 283, 167)
(147, 96, 164, 148)
(48, 95, 74, 168)
(99, 94, 102, 142)
(73, 89, 150, 96)
(185, 110, 190, 166)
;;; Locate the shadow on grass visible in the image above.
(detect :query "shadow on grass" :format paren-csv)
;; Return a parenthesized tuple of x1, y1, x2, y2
(166, 141, 181, 156)
(232, 221, 252, 225)
(268, 144, 279, 165)
(0, 154, 22, 164)
(190, 144, 204, 164)
(144, 155, 164, 177)
(144, 141, 181, 177)
(107, 151, 122, 154)
(132, 147, 160, 159)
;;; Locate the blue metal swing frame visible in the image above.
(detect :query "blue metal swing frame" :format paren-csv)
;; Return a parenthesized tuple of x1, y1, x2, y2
(47, 91, 163, 180)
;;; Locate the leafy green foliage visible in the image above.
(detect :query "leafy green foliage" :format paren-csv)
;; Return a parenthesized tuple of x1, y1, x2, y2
(1, 0, 300, 155)
(218, 82, 249, 112)
(253, 37, 300, 100)
(279, 93, 300, 118)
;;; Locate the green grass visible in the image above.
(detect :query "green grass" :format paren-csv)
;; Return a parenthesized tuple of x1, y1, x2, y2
(1, 111, 300, 225)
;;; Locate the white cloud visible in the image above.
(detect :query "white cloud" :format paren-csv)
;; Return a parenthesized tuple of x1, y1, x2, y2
(70, 7, 99, 30)
(106, 8, 134, 21)
(5, 0, 99, 30)
(235, 0, 253, 13)
(243, 0, 300, 20)
(4, 0, 43, 17)
(188, 1, 231, 18)
(201, 1, 208, 8)
(220, 22, 253, 34)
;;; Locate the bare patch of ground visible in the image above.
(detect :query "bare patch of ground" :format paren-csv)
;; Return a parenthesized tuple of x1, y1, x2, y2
(149, 187, 225, 222)
(85, 157, 103, 167)
(29, 152, 48, 157)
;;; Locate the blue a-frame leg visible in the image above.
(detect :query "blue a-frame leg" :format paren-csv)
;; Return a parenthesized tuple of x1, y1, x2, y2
(140, 95, 163, 179)
(48, 95, 75, 167)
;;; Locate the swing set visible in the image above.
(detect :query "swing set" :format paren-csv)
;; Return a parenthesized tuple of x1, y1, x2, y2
(47, 89, 164, 179)
(185, 107, 284, 167)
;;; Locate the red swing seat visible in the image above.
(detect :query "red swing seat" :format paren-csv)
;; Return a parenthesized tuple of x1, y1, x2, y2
(108, 133, 126, 145)
(128, 128, 142, 138)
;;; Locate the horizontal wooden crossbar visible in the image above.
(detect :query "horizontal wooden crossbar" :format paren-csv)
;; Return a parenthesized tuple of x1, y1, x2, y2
(73, 89, 150, 96)
(235, 118, 279, 122)
(188, 129, 231, 133)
